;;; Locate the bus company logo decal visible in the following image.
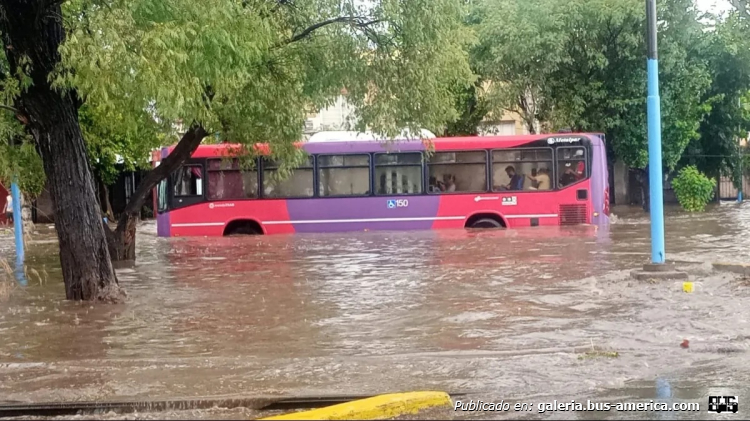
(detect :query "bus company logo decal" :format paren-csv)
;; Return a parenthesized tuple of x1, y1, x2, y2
(387, 199, 409, 209)
(208, 203, 235, 209)
(502, 196, 517, 206)
(547, 137, 581, 145)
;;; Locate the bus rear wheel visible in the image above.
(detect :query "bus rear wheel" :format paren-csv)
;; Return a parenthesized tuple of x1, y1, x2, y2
(469, 218, 504, 229)
(223, 220, 263, 236)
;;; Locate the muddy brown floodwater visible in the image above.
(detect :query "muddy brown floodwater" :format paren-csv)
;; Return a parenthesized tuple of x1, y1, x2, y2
(1, 204, 750, 420)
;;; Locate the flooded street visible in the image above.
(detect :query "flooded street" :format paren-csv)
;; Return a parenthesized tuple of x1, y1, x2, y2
(1, 204, 750, 419)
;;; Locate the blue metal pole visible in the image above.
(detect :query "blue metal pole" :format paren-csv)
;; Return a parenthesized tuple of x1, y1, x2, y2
(739, 96, 744, 204)
(10, 182, 26, 286)
(647, 0, 665, 264)
(11, 183, 24, 262)
(739, 157, 744, 203)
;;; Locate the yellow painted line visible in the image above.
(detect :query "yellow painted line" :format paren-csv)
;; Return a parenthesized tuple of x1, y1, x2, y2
(259, 391, 452, 420)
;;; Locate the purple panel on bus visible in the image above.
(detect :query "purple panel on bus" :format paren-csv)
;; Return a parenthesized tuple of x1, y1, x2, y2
(285, 196, 441, 233)
(156, 147, 171, 237)
(589, 134, 610, 226)
(302, 140, 426, 155)
(289, 140, 437, 232)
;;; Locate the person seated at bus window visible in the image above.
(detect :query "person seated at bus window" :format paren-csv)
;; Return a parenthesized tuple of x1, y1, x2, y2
(575, 161, 585, 180)
(441, 174, 456, 192)
(526, 168, 540, 190)
(527, 168, 551, 190)
(560, 163, 578, 187)
(536, 168, 551, 190)
(502, 166, 524, 191)
(428, 176, 441, 193)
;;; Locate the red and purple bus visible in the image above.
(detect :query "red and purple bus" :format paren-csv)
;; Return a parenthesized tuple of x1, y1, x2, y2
(153, 133, 609, 237)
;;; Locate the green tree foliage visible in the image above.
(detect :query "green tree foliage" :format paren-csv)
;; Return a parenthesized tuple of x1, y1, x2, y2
(468, 0, 712, 172)
(443, 79, 486, 136)
(0, 49, 158, 198)
(52, 0, 476, 251)
(671, 165, 716, 211)
(549, 0, 711, 171)
(680, 12, 750, 186)
(55, 0, 474, 154)
(1, 0, 476, 271)
(470, 0, 562, 134)
(0, 137, 45, 198)
(0, 42, 44, 197)
(79, 104, 164, 187)
(730, 0, 749, 17)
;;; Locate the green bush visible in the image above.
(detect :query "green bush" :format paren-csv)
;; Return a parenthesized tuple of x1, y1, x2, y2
(671, 166, 716, 212)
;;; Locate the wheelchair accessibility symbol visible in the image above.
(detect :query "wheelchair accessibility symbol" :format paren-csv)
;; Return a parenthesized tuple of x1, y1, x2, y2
(387, 199, 408, 209)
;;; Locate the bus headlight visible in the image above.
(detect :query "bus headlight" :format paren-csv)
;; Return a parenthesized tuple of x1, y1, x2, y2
(593, 212, 599, 217)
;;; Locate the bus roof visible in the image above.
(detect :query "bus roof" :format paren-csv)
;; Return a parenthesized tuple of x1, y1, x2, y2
(163, 133, 603, 159)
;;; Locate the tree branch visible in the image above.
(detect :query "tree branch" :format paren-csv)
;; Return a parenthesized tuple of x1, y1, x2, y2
(0, 104, 19, 113)
(729, 0, 749, 17)
(0, 104, 32, 125)
(284, 16, 383, 45)
(115, 122, 208, 233)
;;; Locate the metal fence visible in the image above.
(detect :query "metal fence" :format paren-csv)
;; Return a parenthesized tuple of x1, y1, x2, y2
(678, 154, 749, 201)
(718, 174, 750, 200)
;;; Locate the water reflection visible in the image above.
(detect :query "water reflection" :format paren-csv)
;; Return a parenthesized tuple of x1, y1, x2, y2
(1, 204, 750, 418)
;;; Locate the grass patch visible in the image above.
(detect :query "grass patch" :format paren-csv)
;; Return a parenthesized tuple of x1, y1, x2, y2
(0, 258, 14, 301)
(0, 255, 49, 301)
(578, 350, 620, 360)
(578, 339, 620, 360)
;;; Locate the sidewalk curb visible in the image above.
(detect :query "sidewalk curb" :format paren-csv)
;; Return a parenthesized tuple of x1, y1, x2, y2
(259, 391, 452, 420)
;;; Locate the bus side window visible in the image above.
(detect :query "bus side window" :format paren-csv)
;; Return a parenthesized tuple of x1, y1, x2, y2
(492, 148, 553, 191)
(157, 179, 168, 213)
(262, 155, 315, 198)
(427, 151, 487, 193)
(374, 153, 423, 195)
(172, 165, 204, 197)
(207, 158, 258, 200)
(557, 147, 587, 188)
(318, 154, 370, 196)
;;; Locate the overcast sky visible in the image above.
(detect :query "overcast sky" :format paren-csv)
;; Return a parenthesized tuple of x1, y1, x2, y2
(695, 0, 733, 14)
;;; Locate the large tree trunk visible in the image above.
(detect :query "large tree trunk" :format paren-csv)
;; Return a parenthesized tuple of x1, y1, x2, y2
(1, 0, 123, 301)
(106, 125, 208, 262)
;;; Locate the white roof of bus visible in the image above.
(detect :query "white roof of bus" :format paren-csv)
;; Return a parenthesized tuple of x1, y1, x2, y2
(306, 129, 436, 143)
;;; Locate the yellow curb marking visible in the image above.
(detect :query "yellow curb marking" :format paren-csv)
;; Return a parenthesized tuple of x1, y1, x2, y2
(260, 391, 452, 420)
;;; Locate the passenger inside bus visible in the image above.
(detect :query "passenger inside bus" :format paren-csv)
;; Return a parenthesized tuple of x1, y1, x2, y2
(560, 163, 578, 186)
(527, 168, 540, 189)
(527, 167, 551, 190)
(440, 174, 457, 192)
(496, 166, 524, 191)
(428, 177, 441, 193)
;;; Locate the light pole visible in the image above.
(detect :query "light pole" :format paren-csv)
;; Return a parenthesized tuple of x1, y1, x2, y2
(11, 181, 25, 286)
(739, 96, 744, 203)
(646, 0, 665, 264)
